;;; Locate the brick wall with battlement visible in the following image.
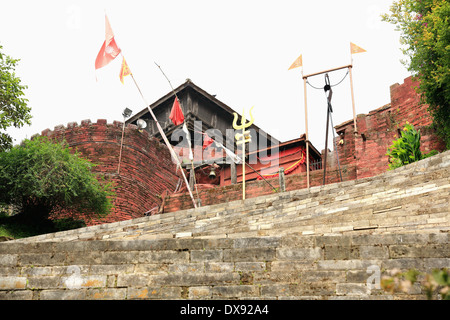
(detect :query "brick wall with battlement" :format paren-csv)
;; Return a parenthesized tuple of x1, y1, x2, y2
(38, 119, 179, 225)
(335, 76, 446, 179)
(162, 76, 446, 212)
(31, 76, 447, 222)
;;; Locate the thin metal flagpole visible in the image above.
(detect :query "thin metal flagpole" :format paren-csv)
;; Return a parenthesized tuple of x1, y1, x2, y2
(154, 62, 201, 207)
(99, 14, 197, 208)
(117, 119, 126, 174)
(127, 69, 197, 209)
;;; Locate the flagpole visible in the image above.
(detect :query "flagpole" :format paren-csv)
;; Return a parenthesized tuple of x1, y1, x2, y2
(349, 46, 357, 134)
(349, 42, 366, 135)
(126, 67, 197, 209)
(348, 65, 358, 135)
(302, 73, 310, 189)
(242, 122, 246, 200)
(96, 16, 197, 208)
(289, 54, 310, 190)
(154, 62, 201, 207)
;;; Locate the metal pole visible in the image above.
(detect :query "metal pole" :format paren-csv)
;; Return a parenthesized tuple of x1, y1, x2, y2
(117, 118, 126, 174)
(242, 125, 246, 200)
(154, 62, 201, 207)
(323, 103, 330, 185)
(129, 73, 197, 208)
(323, 74, 333, 185)
(245, 162, 278, 192)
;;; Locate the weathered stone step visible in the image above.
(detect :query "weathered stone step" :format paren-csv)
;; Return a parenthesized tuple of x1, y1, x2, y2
(12, 150, 450, 243)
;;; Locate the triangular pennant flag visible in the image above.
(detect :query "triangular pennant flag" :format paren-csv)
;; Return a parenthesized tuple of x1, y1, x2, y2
(202, 133, 214, 150)
(119, 57, 132, 84)
(182, 123, 194, 160)
(288, 54, 302, 70)
(169, 97, 184, 126)
(216, 141, 242, 164)
(350, 42, 366, 55)
(95, 15, 121, 70)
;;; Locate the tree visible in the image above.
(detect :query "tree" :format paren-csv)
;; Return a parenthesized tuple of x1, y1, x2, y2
(382, 0, 450, 149)
(0, 136, 115, 224)
(0, 45, 31, 151)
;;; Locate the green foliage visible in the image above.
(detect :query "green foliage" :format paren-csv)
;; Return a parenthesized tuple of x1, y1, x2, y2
(0, 136, 115, 224)
(382, 268, 449, 300)
(0, 45, 31, 152)
(424, 268, 450, 300)
(386, 122, 437, 170)
(382, 0, 450, 149)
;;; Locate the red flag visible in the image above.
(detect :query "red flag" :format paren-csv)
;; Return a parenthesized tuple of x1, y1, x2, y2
(203, 133, 214, 150)
(169, 97, 184, 126)
(95, 15, 121, 70)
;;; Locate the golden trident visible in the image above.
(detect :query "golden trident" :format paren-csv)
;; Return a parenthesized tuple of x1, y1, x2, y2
(233, 106, 255, 200)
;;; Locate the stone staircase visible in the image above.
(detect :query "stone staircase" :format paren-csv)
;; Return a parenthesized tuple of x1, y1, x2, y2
(2, 150, 449, 301)
(15, 150, 450, 243)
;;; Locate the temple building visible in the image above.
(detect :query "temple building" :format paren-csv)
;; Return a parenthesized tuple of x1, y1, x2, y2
(127, 79, 322, 188)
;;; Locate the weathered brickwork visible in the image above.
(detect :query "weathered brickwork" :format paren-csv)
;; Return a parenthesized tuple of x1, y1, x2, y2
(163, 163, 355, 213)
(335, 76, 446, 179)
(162, 76, 445, 213)
(38, 119, 179, 225)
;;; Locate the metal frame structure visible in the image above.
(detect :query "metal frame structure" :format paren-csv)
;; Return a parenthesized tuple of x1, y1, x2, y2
(302, 63, 358, 188)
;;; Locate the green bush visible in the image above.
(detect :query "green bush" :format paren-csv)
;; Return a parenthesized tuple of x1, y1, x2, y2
(0, 136, 115, 225)
(386, 122, 438, 170)
(382, 268, 449, 300)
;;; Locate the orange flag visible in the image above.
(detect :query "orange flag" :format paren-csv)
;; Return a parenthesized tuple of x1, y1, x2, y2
(119, 57, 132, 84)
(288, 54, 303, 70)
(350, 42, 366, 54)
(95, 15, 121, 70)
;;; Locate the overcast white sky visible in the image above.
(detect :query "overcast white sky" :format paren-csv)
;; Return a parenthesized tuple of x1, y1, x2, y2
(1, 0, 411, 152)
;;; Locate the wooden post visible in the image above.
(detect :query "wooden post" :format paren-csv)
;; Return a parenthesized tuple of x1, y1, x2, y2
(189, 167, 195, 191)
(278, 167, 285, 192)
(231, 161, 237, 184)
(303, 77, 310, 189)
(129, 73, 197, 208)
(348, 66, 358, 135)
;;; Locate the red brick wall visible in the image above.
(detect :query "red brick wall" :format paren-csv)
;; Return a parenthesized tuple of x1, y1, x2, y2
(39, 119, 179, 225)
(164, 163, 356, 212)
(34, 76, 446, 220)
(335, 76, 446, 179)
(163, 76, 446, 213)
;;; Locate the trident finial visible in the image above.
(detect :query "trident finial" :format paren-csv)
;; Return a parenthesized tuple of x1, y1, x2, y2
(232, 106, 255, 200)
(232, 106, 255, 130)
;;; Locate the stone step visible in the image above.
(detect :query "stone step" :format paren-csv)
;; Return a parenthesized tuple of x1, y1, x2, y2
(12, 150, 450, 243)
